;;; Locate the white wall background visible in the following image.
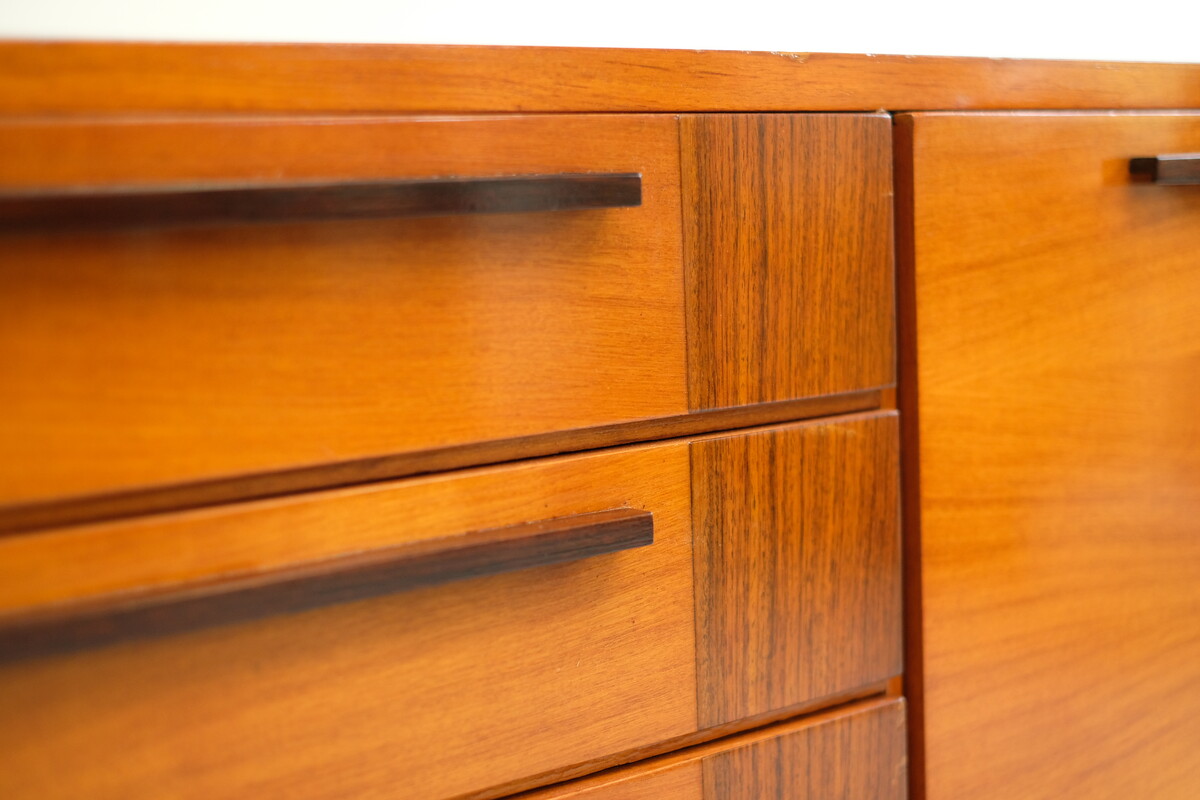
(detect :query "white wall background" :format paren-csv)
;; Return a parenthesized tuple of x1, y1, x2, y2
(1, 0, 1197, 63)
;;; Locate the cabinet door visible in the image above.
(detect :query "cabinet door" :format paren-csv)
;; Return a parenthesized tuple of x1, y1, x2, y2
(899, 112, 1200, 799)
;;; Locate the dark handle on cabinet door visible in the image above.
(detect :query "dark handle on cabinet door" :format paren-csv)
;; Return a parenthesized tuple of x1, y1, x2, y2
(1129, 155, 1200, 185)
(0, 508, 654, 662)
(0, 173, 643, 230)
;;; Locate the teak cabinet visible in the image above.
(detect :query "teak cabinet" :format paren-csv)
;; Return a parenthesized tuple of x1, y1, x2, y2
(1, 43, 1199, 800)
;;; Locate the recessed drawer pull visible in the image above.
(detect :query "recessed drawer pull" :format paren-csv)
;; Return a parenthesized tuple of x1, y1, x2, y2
(0, 507, 653, 662)
(1129, 154, 1200, 185)
(0, 172, 642, 230)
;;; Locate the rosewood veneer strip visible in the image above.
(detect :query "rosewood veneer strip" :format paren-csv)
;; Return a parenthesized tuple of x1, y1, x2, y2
(692, 412, 902, 727)
(680, 114, 895, 411)
(0, 173, 642, 230)
(0, 507, 653, 662)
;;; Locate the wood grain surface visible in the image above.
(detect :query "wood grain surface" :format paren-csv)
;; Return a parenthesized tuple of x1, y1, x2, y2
(0, 508, 654, 662)
(900, 111, 1200, 800)
(519, 697, 907, 799)
(0, 389, 882, 536)
(702, 697, 907, 799)
(892, 112, 929, 800)
(0, 441, 697, 800)
(691, 412, 902, 727)
(520, 763, 704, 800)
(0, 43, 1198, 114)
(681, 114, 895, 411)
(0, 113, 687, 508)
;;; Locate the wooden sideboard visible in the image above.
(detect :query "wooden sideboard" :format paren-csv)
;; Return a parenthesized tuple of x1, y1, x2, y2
(0, 43, 1197, 800)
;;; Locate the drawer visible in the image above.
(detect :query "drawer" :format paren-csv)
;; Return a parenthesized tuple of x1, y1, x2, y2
(0, 114, 688, 509)
(519, 698, 908, 799)
(0, 411, 900, 800)
(0, 112, 894, 524)
(0, 440, 698, 800)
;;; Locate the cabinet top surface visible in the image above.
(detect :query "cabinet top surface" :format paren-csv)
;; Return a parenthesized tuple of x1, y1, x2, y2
(2, 42, 1199, 114)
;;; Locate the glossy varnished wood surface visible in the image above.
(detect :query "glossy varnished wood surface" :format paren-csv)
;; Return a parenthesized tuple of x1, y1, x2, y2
(901, 111, 1200, 799)
(0, 508, 654, 662)
(681, 114, 895, 411)
(0, 442, 696, 800)
(691, 412, 902, 727)
(1129, 153, 1200, 184)
(892, 114, 929, 800)
(0, 114, 687, 508)
(521, 763, 704, 800)
(0, 173, 644, 230)
(1, 43, 1199, 113)
(520, 697, 906, 799)
(0, 388, 881, 536)
(701, 697, 907, 799)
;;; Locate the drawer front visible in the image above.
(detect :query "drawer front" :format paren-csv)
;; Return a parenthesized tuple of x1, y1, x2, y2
(0, 443, 698, 800)
(0, 114, 687, 508)
(521, 699, 908, 799)
(681, 113, 895, 411)
(0, 112, 897, 525)
(900, 112, 1200, 799)
(0, 411, 900, 799)
(692, 412, 902, 726)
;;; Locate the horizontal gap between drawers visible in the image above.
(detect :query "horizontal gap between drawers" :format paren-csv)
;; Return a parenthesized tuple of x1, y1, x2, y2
(469, 680, 901, 800)
(0, 388, 884, 537)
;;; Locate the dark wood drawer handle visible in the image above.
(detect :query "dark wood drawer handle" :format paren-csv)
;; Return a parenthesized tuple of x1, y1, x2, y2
(0, 507, 653, 662)
(0, 172, 642, 230)
(1129, 155, 1200, 185)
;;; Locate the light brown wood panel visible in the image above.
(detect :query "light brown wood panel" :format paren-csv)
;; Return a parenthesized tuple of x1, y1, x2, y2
(901, 111, 1200, 800)
(2, 43, 1200, 114)
(0, 388, 882, 536)
(0, 441, 697, 800)
(0, 114, 687, 508)
(691, 412, 902, 727)
(520, 763, 703, 800)
(681, 114, 895, 411)
(520, 698, 906, 799)
(0, 508, 656, 662)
